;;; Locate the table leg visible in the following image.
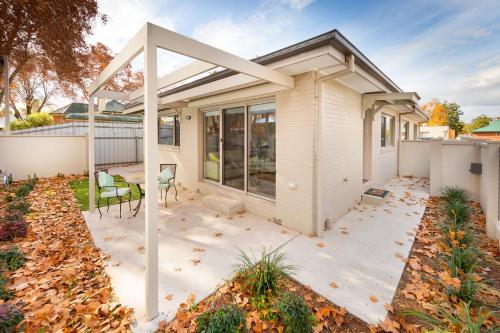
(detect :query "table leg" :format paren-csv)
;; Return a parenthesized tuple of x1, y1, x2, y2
(133, 183, 144, 217)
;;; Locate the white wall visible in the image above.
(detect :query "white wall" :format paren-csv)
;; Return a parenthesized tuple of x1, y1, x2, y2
(0, 135, 87, 180)
(320, 80, 363, 227)
(479, 142, 499, 240)
(400, 141, 430, 177)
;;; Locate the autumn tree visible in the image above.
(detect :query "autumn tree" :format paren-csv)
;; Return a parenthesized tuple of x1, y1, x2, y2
(60, 43, 144, 101)
(428, 103, 448, 126)
(463, 114, 492, 133)
(0, 0, 104, 103)
(443, 101, 464, 135)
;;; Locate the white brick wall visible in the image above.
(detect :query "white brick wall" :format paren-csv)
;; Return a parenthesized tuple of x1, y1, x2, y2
(319, 80, 363, 224)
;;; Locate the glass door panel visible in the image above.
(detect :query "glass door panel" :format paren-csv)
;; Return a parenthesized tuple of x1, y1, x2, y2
(203, 111, 220, 181)
(223, 107, 245, 190)
(248, 102, 276, 198)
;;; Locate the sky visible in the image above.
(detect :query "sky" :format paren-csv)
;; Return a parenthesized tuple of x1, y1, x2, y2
(85, 0, 500, 122)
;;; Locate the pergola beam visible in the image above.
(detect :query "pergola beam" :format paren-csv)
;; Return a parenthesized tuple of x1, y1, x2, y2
(149, 23, 294, 89)
(87, 25, 146, 96)
(92, 90, 129, 100)
(361, 92, 420, 118)
(127, 60, 217, 101)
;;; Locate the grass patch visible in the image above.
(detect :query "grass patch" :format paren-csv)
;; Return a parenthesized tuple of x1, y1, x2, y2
(69, 175, 141, 211)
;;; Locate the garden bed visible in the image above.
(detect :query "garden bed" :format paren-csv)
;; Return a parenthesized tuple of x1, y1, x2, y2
(0, 176, 134, 331)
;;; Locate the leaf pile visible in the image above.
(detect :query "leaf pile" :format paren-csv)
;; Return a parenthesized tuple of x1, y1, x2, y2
(375, 196, 500, 332)
(3, 177, 134, 331)
(158, 277, 369, 332)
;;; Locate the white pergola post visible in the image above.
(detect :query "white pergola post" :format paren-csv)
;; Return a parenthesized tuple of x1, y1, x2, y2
(3, 55, 10, 134)
(144, 37, 159, 320)
(88, 96, 95, 212)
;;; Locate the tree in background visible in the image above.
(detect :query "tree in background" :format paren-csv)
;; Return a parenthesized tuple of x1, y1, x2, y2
(443, 101, 464, 136)
(60, 43, 144, 101)
(10, 112, 54, 130)
(428, 103, 448, 126)
(0, 0, 104, 103)
(9, 59, 55, 119)
(463, 114, 493, 133)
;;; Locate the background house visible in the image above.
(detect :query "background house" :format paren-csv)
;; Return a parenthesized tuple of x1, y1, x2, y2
(51, 100, 141, 123)
(473, 119, 500, 141)
(419, 125, 452, 139)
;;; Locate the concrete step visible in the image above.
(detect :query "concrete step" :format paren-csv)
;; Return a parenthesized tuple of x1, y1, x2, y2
(203, 195, 244, 215)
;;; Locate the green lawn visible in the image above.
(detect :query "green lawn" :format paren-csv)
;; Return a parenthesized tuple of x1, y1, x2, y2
(69, 175, 142, 211)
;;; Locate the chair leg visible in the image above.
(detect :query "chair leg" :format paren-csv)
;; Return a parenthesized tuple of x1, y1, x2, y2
(128, 192, 132, 211)
(174, 184, 178, 201)
(119, 197, 122, 218)
(107, 198, 110, 212)
(97, 197, 102, 219)
(165, 190, 168, 208)
(160, 189, 162, 200)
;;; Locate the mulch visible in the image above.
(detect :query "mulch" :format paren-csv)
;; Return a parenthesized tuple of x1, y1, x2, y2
(2, 177, 134, 331)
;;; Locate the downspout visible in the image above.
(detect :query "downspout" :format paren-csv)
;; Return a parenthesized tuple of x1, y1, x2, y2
(397, 105, 417, 176)
(312, 54, 355, 237)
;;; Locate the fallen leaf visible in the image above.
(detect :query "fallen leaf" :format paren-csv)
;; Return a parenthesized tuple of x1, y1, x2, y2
(369, 295, 378, 303)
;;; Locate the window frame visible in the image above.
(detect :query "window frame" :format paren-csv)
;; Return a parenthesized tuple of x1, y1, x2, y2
(201, 98, 276, 201)
(381, 113, 395, 148)
(401, 120, 409, 141)
(158, 113, 180, 147)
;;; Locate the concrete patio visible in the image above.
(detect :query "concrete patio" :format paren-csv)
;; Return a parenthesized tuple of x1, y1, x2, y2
(83, 170, 429, 331)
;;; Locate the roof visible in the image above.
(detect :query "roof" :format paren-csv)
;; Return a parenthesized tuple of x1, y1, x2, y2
(52, 100, 124, 114)
(51, 102, 90, 115)
(473, 119, 500, 133)
(125, 29, 405, 111)
(65, 113, 142, 123)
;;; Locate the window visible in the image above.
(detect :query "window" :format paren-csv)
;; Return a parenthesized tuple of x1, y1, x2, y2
(401, 121, 409, 140)
(158, 114, 180, 146)
(202, 101, 276, 199)
(381, 114, 394, 147)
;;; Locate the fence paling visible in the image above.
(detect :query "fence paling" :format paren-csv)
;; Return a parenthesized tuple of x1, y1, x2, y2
(10, 121, 144, 166)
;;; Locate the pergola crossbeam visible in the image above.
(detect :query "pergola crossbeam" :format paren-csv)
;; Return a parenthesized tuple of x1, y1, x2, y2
(361, 92, 420, 118)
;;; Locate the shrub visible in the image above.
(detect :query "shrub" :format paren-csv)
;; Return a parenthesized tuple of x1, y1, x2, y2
(236, 248, 297, 296)
(442, 186, 468, 203)
(0, 247, 25, 270)
(0, 274, 12, 300)
(445, 273, 479, 304)
(447, 246, 478, 276)
(6, 198, 29, 215)
(0, 303, 23, 332)
(0, 218, 28, 242)
(195, 304, 245, 333)
(275, 293, 315, 333)
(14, 174, 37, 198)
(444, 199, 470, 226)
(402, 302, 496, 333)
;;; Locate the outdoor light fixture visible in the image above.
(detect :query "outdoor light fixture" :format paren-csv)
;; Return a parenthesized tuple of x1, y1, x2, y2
(185, 115, 192, 120)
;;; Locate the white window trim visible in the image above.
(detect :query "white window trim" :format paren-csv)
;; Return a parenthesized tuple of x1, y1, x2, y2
(200, 97, 276, 200)
(158, 112, 180, 147)
(381, 113, 395, 149)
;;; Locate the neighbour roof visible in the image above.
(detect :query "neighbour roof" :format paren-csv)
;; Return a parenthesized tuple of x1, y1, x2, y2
(51, 102, 90, 115)
(125, 29, 404, 110)
(473, 119, 500, 133)
(65, 113, 142, 123)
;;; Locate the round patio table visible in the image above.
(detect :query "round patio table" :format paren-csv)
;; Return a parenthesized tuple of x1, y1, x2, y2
(125, 172, 145, 217)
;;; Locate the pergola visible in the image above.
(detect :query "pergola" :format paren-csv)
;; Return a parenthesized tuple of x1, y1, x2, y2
(86, 22, 294, 320)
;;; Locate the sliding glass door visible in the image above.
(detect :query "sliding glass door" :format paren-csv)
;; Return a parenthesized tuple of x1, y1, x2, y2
(223, 107, 245, 190)
(202, 101, 276, 199)
(248, 103, 276, 198)
(203, 111, 220, 181)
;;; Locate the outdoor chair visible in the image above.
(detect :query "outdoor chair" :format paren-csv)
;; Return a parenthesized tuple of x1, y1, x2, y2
(95, 170, 132, 219)
(159, 164, 178, 207)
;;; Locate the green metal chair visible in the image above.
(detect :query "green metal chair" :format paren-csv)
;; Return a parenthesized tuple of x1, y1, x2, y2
(159, 164, 178, 207)
(95, 170, 132, 218)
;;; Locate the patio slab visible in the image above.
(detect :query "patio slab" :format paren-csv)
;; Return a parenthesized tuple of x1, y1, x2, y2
(283, 176, 429, 324)
(83, 170, 429, 331)
(83, 189, 299, 332)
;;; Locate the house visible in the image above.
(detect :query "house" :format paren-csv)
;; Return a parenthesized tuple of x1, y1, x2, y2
(419, 125, 453, 139)
(50, 100, 138, 123)
(473, 119, 500, 141)
(120, 28, 428, 236)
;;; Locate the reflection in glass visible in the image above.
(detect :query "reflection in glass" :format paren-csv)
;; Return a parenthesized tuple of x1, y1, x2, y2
(248, 102, 276, 198)
(204, 111, 220, 181)
(223, 107, 245, 190)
